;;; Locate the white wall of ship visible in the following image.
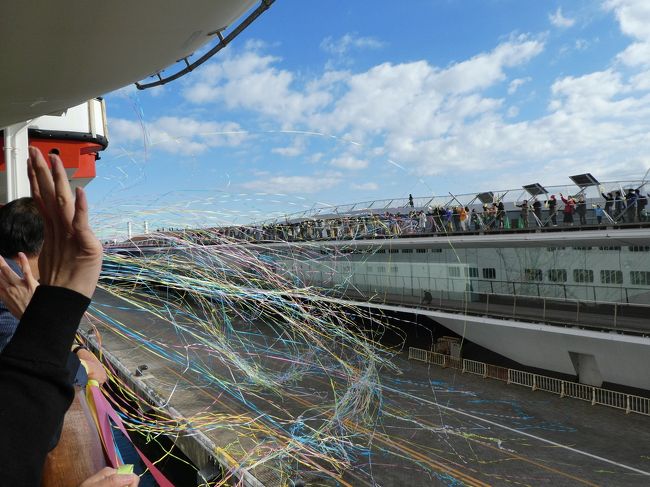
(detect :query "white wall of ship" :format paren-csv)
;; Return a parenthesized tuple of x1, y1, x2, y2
(274, 244, 650, 305)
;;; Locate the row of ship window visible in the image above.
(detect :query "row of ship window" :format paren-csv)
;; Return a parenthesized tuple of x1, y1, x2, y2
(355, 265, 649, 285)
(391, 246, 650, 253)
(321, 245, 650, 255)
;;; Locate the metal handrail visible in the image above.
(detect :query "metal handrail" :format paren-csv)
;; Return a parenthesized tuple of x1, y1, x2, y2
(253, 178, 647, 225)
(325, 287, 650, 334)
(136, 0, 275, 90)
(409, 347, 650, 416)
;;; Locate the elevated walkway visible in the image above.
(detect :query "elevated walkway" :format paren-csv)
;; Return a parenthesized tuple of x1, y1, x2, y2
(339, 287, 650, 334)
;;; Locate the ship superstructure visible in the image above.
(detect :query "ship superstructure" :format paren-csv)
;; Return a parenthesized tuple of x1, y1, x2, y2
(221, 178, 650, 392)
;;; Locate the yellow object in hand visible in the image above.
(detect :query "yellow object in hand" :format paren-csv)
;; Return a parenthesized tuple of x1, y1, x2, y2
(117, 464, 134, 475)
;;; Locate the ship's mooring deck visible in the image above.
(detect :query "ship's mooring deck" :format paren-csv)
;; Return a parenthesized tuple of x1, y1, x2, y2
(85, 287, 650, 486)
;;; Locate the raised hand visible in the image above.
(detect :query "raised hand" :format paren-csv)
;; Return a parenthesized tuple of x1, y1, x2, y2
(27, 147, 102, 298)
(0, 252, 38, 318)
(79, 467, 139, 487)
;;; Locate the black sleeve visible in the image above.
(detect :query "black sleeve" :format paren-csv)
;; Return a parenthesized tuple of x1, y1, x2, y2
(0, 286, 90, 485)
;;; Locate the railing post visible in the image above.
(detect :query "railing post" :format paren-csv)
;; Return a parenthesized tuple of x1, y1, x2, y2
(576, 301, 580, 324)
(592, 388, 596, 405)
(543, 297, 546, 321)
(561, 381, 565, 398)
(614, 303, 618, 328)
(626, 395, 631, 414)
(507, 369, 511, 384)
(593, 285, 597, 302)
(532, 375, 537, 391)
(462, 359, 466, 373)
(513, 294, 517, 318)
(486, 293, 490, 314)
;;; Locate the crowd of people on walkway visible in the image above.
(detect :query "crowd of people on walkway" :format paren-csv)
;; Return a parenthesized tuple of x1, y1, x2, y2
(206, 187, 650, 243)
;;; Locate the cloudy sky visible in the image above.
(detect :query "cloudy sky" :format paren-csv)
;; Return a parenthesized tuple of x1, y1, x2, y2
(95, 0, 650, 231)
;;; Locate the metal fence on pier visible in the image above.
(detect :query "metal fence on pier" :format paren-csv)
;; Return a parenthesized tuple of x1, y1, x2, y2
(408, 347, 650, 416)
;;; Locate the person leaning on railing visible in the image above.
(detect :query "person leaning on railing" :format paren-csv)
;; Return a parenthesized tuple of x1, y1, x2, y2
(0, 148, 139, 487)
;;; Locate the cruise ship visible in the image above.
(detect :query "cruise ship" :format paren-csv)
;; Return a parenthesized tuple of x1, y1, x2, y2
(111, 181, 650, 392)
(241, 187, 650, 392)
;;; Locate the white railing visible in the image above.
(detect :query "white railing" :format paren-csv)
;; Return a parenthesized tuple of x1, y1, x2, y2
(594, 388, 628, 410)
(563, 381, 593, 402)
(407, 347, 650, 417)
(259, 178, 646, 225)
(535, 375, 563, 395)
(462, 359, 485, 376)
(508, 369, 534, 388)
(408, 347, 428, 362)
(628, 395, 650, 415)
(427, 350, 445, 366)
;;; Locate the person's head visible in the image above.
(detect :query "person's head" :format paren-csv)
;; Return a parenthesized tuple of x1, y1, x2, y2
(0, 197, 44, 260)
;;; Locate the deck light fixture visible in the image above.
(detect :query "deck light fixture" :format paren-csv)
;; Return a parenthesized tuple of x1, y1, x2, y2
(523, 183, 548, 197)
(476, 192, 495, 204)
(570, 173, 600, 188)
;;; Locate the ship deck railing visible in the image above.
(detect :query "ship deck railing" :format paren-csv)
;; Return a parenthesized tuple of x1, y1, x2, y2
(112, 219, 650, 251)
(319, 283, 650, 336)
(225, 219, 650, 244)
(252, 177, 647, 224)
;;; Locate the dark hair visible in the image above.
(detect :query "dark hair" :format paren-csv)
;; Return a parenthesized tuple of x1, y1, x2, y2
(0, 197, 44, 258)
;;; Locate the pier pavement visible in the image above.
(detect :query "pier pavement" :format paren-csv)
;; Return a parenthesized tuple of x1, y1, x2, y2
(85, 287, 650, 486)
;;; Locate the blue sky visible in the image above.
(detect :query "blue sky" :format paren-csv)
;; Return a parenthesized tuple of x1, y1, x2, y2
(93, 0, 650, 235)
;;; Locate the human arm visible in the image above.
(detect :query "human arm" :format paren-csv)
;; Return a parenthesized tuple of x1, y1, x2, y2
(0, 147, 103, 483)
(0, 286, 91, 484)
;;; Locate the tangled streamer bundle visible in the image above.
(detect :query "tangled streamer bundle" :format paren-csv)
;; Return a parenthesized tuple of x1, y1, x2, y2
(94, 230, 404, 482)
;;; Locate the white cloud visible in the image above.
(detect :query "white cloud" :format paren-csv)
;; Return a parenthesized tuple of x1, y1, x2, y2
(506, 106, 519, 118)
(605, 0, 650, 40)
(109, 116, 246, 154)
(431, 34, 544, 95)
(618, 41, 650, 66)
(271, 138, 306, 157)
(182, 50, 331, 125)
(605, 0, 650, 66)
(242, 173, 342, 193)
(330, 155, 369, 170)
(113, 17, 650, 194)
(549, 7, 576, 28)
(508, 77, 531, 95)
(574, 39, 589, 50)
(320, 33, 384, 56)
(630, 70, 650, 90)
(351, 182, 379, 191)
